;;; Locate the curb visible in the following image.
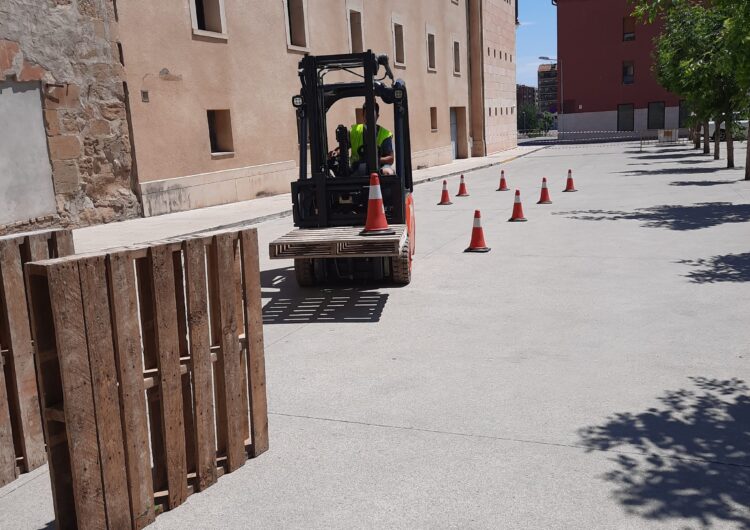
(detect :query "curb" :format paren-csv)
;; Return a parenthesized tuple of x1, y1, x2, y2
(173, 145, 548, 238)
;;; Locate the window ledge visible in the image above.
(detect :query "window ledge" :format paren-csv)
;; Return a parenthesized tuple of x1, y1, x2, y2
(427, 66, 437, 73)
(453, 71, 462, 77)
(431, 129, 438, 133)
(192, 29, 228, 41)
(394, 62, 406, 70)
(211, 151, 235, 159)
(287, 44, 310, 54)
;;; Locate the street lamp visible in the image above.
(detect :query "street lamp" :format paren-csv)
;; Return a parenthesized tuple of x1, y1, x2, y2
(539, 56, 562, 136)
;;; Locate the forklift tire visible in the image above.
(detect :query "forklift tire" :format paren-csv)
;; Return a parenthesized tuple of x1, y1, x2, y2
(294, 258, 315, 287)
(391, 236, 412, 285)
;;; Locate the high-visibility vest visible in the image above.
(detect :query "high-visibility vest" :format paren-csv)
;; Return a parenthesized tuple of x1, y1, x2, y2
(349, 124, 393, 164)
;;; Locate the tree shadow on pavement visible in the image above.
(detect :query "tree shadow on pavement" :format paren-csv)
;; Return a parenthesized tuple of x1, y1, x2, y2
(556, 202, 750, 230)
(618, 167, 733, 176)
(578, 377, 750, 527)
(678, 253, 750, 283)
(670, 180, 738, 186)
(260, 266, 388, 324)
(634, 152, 708, 160)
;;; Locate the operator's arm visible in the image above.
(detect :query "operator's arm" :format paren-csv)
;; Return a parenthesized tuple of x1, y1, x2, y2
(379, 136, 394, 166)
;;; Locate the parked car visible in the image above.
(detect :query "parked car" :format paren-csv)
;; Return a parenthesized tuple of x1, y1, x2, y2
(708, 114, 749, 141)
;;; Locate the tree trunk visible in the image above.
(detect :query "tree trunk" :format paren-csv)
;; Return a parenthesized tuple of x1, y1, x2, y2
(726, 112, 734, 168)
(746, 137, 750, 180)
(714, 118, 721, 160)
(704, 120, 710, 154)
(693, 125, 701, 149)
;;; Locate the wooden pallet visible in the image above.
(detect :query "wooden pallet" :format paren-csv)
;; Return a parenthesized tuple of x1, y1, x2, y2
(269, 225, 407, 260)
(25, 228, 268, 530)
(0, 229, 74, 488)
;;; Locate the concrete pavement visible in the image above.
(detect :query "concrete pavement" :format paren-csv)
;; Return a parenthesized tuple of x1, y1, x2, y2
(2, 141, 750, 528)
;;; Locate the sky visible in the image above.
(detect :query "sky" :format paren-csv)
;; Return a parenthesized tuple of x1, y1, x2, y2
(515, 1, 558, 87)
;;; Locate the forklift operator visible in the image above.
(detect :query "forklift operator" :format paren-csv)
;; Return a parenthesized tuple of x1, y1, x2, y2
(332, 101, 395, 176)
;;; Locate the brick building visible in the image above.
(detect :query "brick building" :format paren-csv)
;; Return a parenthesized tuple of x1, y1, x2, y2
(0, 0, 519, 227)
(554, 0, 686, 139)
(537, 63, 557, 113)
(516, 84, 536, 108)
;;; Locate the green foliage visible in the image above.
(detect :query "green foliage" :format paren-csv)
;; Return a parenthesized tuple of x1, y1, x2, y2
(517, 103, 540, 132)
(540, 112, 555, 134)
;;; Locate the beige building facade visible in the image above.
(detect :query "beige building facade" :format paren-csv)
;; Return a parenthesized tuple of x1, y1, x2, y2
(117, 0, 518, 216)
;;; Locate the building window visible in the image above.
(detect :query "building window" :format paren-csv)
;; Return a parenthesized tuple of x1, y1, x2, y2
(427, 32, 436, 71)
(430, 107, 438, 131)
(648, 101, 666, 129)
(349, 9, 363, 53)
(453, 40, 461, 74)
(190, 0, 227, 37)
(679, 100, 690, 128)
(207, 109, 234, 155)
(451, 0, 459, 5)
(393, 18, 405, 65)
(617, 104, 634, 131)
(284, 0, 309, 50)
(623, 17, 636, 41)
(622, 61, 634, 85)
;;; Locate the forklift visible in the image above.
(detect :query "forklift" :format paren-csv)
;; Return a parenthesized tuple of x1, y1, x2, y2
(268, 51, 416, 286)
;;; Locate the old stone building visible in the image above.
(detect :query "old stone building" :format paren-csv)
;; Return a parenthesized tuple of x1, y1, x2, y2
(0, 0, 139, 232)
(0, 0, 518, 227)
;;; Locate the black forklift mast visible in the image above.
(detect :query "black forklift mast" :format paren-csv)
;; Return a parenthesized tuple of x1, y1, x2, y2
(291, 51, 413, 229)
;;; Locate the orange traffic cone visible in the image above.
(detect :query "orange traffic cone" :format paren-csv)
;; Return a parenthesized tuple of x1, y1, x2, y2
(537, 177, 552, 204)
(563, 169, 578, 192)
(497, 170, 509, 191)
(465, 210, 491, 253)
(508, 189, 527, 222)
(437, 180, 453, 205)
(456, 174, 469, 197)
(361, 173, 395, 235)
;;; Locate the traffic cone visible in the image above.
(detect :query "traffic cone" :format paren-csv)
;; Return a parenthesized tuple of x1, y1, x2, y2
(563, 169, 578, 192)
(497, 170, 509, 191)
(508, 189, 527, 222)
(437, 180, 453, 205)
(361, 173, 395, 235)
(537, 177, 552, 204)
(464, 210, 491, 253)
(456, 174, 469, 197)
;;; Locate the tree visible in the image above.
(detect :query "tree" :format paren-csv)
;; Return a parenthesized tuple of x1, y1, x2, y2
(517, 103, 539, 133)
(634, 0, 750, 178)
(540, 112, 554, 134)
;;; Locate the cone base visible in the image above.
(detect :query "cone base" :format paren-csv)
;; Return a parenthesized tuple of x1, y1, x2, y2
(562, 189, 578, 193)
(437, 201, 453, 205)
(508, 217, 527, 222)
(537, 200, 552, 204)
(497, 187, 510, 191)
(464, 246, 491, 253)
(360, 228, 396, 236)
(456, 193, 470, 197)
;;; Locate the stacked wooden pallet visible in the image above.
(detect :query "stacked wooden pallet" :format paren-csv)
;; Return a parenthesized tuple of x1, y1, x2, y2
(25, 227, 268, 530)
(0, 229, 74, 488)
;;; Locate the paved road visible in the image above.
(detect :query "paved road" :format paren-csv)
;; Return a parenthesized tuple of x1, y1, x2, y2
(3, 141, 750, 528)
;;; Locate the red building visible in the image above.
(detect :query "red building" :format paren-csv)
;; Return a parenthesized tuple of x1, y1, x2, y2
(555, 0, 686, 138)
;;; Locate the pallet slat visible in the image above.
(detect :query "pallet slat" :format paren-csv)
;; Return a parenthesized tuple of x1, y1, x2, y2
(0, 239, 46, 472)
(183, 239, 218, 492)
(47, 261, 106, 530)
(240, 230, 269, 457)
(108, 253, 156, 529)
(215, 234, 247, 472)
(78, 257, 132, 530)
(149, 246, 188, 509)
(0, 348, 17, 486)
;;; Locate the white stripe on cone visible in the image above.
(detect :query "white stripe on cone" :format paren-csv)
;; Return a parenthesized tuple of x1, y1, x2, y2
(369, 185, 383, 200)
(473, 217, 482, 228)
(515, 194, 521, 203)
(542, 180, 548, 189)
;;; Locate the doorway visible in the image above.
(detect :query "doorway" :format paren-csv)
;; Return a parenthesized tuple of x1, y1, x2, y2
(449, 106, 468, 159)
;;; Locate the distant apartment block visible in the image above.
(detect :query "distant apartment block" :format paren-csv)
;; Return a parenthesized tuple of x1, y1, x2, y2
(554, 0, 686, 139)
(516, 84, 537, 108)
(537, 64, 558, 114)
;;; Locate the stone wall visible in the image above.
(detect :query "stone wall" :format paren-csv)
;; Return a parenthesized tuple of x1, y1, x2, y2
(0, 0, 140, 233)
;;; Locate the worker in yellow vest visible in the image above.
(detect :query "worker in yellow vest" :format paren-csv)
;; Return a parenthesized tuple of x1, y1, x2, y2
(331, 101, 395, 176)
